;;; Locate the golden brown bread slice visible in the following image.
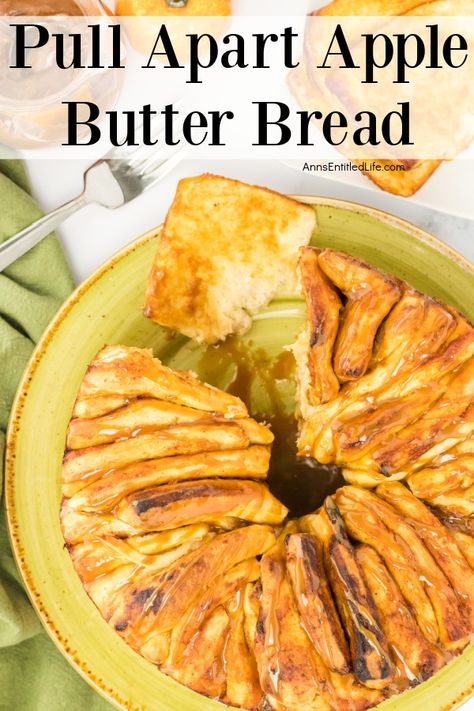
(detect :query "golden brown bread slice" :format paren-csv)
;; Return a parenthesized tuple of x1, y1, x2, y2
(452, 531, 474, 568)
(407, 457, 474, 517)
(256, 538, 383, 711)
(376, 482, 474, 623)
(69, 534, 210, 620)
(285, 533, 350, 674)
(347, 401, 474, 488)
(317, 250, 401, 382)
(125, 524, 211, 555)
(354, 160, 442, 197)
(336, 384, 447, 465)
(435, 509, 474, 537)
(67, 399, 214, 449)
(139, 631, 172, 667)
(243, 580, 261, 655)
(330, 319, 474, 467)
(66, 446, 271, 512)
(336, 487, 470, 652)
(412, 409, 474, 475)
(295, 247, 341, 410)
(356, 545, 447, 685)
(73, 394, 131, 420)
(144, 174, 316, 344)
(358, 290, 454, 385)
(301, 499, 394, 689)
(223, 588, 264, 711)
(335, 487, 438, 643)
(68, 397, 273, 450)
(368, 358, 474, 475)
(297, 288, 455, 459)
(73, 345, 247, 416)
(108, 524, 276, 652)
(446, 438, 474, 457)
(62, 422, 251, 494)
(116, 478, 288, 531)
(165, 558, 259, 667)
(167, 605, 229, 698)
(73, 560, 137, 620)
(255, 542, 332, 711)
(61, 506, 139, 545)
(166, 560, 263, 708)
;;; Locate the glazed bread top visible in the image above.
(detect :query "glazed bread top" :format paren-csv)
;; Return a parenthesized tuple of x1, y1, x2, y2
(144, 174, 316, 344)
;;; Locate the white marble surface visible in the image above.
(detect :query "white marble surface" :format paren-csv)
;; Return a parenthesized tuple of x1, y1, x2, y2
(25, 158, 473, 285)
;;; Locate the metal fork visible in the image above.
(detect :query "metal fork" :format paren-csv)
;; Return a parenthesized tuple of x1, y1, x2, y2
(0, 140, 185, 272)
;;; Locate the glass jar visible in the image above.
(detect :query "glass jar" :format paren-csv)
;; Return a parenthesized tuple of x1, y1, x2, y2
(0, 0, 123, 148)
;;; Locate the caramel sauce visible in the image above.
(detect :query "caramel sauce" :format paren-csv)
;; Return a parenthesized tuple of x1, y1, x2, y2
(262, 554, 283, 698)
(429, 506, 474, 536)
(198, 338, 344, 517)
(266, 412, 345, 519)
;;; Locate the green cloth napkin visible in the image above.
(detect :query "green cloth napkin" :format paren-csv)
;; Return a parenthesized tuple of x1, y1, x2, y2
(0, 160, 111, 710)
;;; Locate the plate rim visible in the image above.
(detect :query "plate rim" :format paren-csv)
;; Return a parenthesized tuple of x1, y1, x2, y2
(5, 194, 474, 711)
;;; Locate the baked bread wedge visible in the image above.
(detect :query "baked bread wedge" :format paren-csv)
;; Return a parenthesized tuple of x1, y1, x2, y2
(144, 174, 316, 343)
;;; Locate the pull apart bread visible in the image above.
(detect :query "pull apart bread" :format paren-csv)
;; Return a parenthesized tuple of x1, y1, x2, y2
(61, 177, 473, 711)
(62, 343, 474, 710)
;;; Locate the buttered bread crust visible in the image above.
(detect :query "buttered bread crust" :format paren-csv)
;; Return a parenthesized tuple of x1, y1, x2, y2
(144, 174, 316, 344)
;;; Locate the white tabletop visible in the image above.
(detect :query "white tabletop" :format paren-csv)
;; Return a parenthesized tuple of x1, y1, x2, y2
(26, 158, 473, 285)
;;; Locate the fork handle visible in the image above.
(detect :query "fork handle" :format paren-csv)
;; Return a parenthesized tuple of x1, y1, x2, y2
(0, 193, 88, 272)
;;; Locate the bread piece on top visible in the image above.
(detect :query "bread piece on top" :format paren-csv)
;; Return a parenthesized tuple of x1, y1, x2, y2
(144, 174, 316, 344)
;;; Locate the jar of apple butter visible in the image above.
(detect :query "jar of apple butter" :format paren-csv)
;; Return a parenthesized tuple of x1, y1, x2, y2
(0, 0, 121, 148)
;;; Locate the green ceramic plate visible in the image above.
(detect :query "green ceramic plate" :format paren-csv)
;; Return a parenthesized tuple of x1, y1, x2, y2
(5, 197, 474, 711)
